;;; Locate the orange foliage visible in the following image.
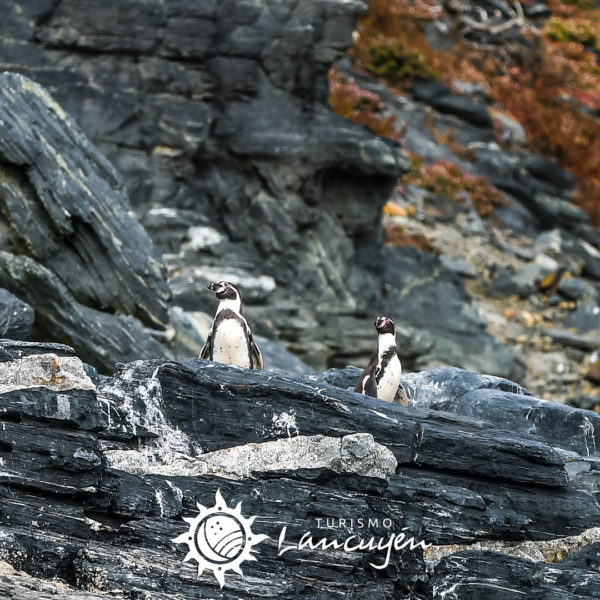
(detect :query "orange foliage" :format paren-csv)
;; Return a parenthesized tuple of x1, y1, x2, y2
(384, 226, 440, 253)
(350, 0, 600, 226)
(328, 66, 403, 141)
(402, 160, 507, 217)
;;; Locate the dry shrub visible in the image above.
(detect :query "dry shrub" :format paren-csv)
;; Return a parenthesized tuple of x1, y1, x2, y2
(403, 160, 507, 217)
(350, 0, 600, 226)
(328, 66, 403, 140)
(384, 225, 440, 253)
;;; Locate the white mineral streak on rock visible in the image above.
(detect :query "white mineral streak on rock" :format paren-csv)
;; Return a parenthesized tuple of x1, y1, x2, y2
(424, 526, 600, 566)
(106, 432, 397, 481)
(0, 353, 95, 393)
(99, 363, 200, 463)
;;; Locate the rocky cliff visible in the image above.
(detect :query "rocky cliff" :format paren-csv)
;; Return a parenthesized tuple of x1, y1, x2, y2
(0, 339, 599, 598)
(0, 0, 518, 378)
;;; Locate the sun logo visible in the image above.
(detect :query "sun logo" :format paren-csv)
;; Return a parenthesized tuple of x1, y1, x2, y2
(171, 489, 269, 588)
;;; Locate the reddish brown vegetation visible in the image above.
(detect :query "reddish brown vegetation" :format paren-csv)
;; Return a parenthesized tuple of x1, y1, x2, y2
(402, 159, 507, 217)
(384, 225, 440, 253)
(328, 66, 403, 141)
(329, 0, 600, 226)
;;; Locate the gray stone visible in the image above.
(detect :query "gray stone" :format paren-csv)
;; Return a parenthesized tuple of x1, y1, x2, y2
(384, 246, 519, 379)
(0, 288, 34, 339)
(548, 328, 600, 351)
(488, 267, 534, 298)
(440, 256, 478, 278)
(558, 276, 596, 300)
(0, 340, 599, 597)
(0, 252, 167, 373)
(0, 73, 171, 330)
(108, 432, 397, 481)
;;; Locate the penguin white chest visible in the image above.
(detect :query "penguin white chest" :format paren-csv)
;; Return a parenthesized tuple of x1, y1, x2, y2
(376, 355, 402, 402)
(212, 318, 251, 368)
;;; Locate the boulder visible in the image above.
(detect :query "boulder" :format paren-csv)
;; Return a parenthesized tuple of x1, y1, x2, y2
(0, 73, 171, 371)
(0, 288, 34, 339)
(383, 246, 519, 379)
(0, 339, 598, 596)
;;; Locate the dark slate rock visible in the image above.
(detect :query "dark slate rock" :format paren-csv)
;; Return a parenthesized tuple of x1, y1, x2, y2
(0, 338, 75, 361)
(159, 359, 566, 486)
(0, 252, 167, 373)
(256, 336, 314, 376)
(0, 72, 171, 331)
(547, 328, 600, 351)
(558, 276, 596, 300)
(412, 78, 492, 127)
(565, 298, 600, 336)
(440, 256, 477, 278)
(525, 156, 576, 191)
(427, 548, 600, 599)
(488, 267, 534, 298)
(0, 288, 34, 340)
(415, 386, 600, 458)
(562, 235, 600, 279)
(0, 342, 599, 598)
(431, 94, 492, 128)
(383, 246, 518, 379)
(412, 78, 452, 104)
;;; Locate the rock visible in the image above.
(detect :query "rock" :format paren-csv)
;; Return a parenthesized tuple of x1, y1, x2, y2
(0, 73, 171, 329)
(491, 110, 527, 146)
(427, 546, 600, 599)
(412, 78, 492, 127)
(488, 267, 534, 298)
(547, 328, 600, 351)
(488, 254, 560, 298)
(0, 288, 34, 339)
(166, 306, 211, 359)
(383, 246, 519, 379)
(565, 297, 600, 335)
(432, 94, 492, 128)
(440, 256, 477, 278)
(0, 73, 172, 371)
(255, 336, 314, 376)
(525, 156, 576, 192)
(558, 276, 596, 300)
(0, 252, 167, 373)
(0, 341, 599, 597)
(566, 237, 600, 280)
(586, 352, 600, 384)
(108, 432, 397, 481)
(0, 0, 409, 330)
(0, 560, 109, 600)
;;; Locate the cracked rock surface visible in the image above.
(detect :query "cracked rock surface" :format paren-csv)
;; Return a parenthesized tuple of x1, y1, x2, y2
(0, 338, 599, 597)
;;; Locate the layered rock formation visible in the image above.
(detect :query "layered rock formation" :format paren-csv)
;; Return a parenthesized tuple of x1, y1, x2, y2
(0, 0, 519, 378)
(0, 339, 599, 597)
(0, 72, 171, 372)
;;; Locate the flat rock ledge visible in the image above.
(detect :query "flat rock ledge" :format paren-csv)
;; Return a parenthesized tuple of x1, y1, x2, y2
(0, 339, 599, 598)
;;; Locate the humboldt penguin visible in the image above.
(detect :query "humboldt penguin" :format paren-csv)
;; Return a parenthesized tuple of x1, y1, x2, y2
(354, 316, 402, 402)
(200, 281, 264, 369)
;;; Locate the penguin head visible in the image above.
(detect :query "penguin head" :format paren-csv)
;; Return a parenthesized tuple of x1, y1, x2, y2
(374, 316, 395, 335)
(207, 281, 241, 302)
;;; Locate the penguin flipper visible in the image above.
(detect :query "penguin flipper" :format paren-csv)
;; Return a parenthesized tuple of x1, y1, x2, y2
(250, 334, 264, 370)
(200, 329, 213, 360)
(354, 349, 378, 395)
(363, 370, 378, 398)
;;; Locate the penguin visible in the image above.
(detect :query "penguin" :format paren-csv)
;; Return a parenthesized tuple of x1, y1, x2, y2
(200, 281, 264, 370)
(354, 316, 402, 402)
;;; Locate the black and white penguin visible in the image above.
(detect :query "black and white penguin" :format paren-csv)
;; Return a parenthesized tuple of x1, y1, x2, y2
(354, 316, 402, 402)
(200, 281, 264, 370)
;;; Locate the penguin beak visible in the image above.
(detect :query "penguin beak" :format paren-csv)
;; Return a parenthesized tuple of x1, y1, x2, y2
(207, 282, 219, 292)
(375, 317, 388, 329)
